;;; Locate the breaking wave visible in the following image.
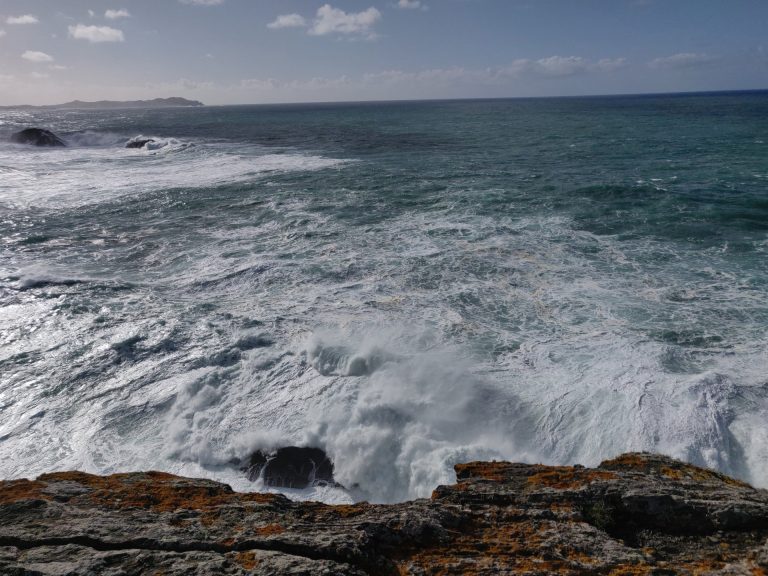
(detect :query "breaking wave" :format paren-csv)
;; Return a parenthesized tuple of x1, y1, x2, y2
(2, 96, 768, 505)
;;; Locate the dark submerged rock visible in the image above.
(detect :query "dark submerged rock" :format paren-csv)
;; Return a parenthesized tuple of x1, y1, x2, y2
(242, 446, 336, 488)
(10, 128, 66, 147)
(125, 138, 155, 149)
(2, 453, 768, 574)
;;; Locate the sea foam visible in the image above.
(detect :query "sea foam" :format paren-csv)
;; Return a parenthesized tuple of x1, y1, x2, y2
(2, 97, 768, 505)
(0, 135, 345, 209)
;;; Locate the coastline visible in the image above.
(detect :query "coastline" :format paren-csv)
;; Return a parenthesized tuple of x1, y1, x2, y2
(2, 452, 767, 574)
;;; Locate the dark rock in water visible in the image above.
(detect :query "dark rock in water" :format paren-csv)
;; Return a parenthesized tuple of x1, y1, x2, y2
(10, 128, 66, 147)
(243, 446, 336, 488)
(2, 453, 768, 574)
(125, 138, 155, 149)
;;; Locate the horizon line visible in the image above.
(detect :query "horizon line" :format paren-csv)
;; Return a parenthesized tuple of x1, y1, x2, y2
(215, 87, 768, 108)
(2, 87, 766, 109)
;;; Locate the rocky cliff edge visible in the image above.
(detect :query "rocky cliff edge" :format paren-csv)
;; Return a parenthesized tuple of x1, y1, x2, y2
(1, 453, 767, 575)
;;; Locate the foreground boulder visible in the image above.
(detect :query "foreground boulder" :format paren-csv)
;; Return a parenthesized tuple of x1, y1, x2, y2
(10, 128, 66, 147)
(1, 453, 767, 575)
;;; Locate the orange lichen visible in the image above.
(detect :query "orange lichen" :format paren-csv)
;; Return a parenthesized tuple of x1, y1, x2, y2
(1, 457, 763, 575)
(39, 471, 176, 483)
(199, 510, 219, 527)
(660, 465, 751, 488)
(393, 515, 569, 576)
(599, 454, 752, 488)
(33, 471, 278, 513)
(327, 504, 370, 518)
(526, 468, 617, 490)
(0, 479, 51, 505)
(564, 548, 598, 565)
(607, 565, 654, 575)
(600, 453, 653, 471)
(255, 523, 284, 536)
(685, 560, 728, 574)
(549, 502, 575, 514)
(235, 551, 259, 570)
(454, 461, 512, 482)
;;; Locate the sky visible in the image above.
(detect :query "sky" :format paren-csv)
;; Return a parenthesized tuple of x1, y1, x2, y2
(0, 0, 766, 105)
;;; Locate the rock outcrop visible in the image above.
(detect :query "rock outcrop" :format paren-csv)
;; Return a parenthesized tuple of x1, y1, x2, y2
(125, 137, 155, 149)
(1, 453, 767, 575)
(9, 128, 66, 147)
(241, 446, 337, 488)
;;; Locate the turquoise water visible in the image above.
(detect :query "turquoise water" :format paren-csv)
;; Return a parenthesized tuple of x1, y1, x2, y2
(1, 92, 767, 502)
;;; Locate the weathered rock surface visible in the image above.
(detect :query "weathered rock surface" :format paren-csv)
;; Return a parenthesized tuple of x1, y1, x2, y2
(1, 453, 767, 575)
(10, 128, 66, 147)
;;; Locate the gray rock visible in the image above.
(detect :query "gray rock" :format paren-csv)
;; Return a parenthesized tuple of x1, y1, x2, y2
(10, 128, 66, 147)
(125, 138, 155, 149)
(1, 454, 767, 574)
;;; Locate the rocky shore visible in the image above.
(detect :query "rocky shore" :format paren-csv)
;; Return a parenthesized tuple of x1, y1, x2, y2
(2, 452, 767, 575)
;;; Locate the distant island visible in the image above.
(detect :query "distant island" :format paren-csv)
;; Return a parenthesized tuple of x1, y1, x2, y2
(0, 97, 204, 110)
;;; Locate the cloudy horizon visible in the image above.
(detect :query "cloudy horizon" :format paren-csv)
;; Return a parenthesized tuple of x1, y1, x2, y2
(0, 0, 766, 106)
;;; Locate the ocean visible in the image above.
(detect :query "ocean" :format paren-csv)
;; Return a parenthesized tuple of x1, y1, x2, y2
(1, 92, 767, 504)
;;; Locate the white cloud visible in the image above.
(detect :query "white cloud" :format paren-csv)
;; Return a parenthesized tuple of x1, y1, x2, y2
(268, 14, 307, 29)
(363, 67, 474, 86)
(235, 57, 622, 100)
(105, 9, 131, 20)
(68, 24, 125, 43)
(397, 0, 426, 10)
(240, 78, 279, 90)
(310, 4, 381, 37)
(595, 57, 627, 71)
(649, 52, 712, 69)
(535, 55, 589, 76)
(30, 72, 49, 79)
(145, 77, 214, 92)
(22, 50, 54, 63)
(0, 29, 6, 38)
(494, 56, 627, 78)
(50, 64, 68, 71)
(7, 14, 39, 25)
(234, 55, 627, 100)
(0, 74, 14, 82)
(88, 10, 95, 18)
(179, 0, 225, 5)
(177, 78, 213, 90)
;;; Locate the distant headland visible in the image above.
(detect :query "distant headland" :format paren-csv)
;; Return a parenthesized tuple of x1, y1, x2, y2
(0, 97, 204, 110)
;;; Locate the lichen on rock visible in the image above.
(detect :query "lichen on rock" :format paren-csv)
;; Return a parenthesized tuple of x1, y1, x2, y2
(1, 452, 767, 575)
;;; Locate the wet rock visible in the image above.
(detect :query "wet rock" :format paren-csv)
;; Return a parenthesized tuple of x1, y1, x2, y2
(1, 453, 768, 574)
(125, 138, 155, 149)
(10, 128, 66, 147)
(242, 446, 336, 488)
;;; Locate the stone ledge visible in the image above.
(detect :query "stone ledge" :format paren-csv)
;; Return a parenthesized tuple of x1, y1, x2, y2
(1, 452, 767, 575)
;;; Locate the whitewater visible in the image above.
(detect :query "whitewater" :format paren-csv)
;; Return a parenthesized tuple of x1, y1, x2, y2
(1, 94, 767, 504)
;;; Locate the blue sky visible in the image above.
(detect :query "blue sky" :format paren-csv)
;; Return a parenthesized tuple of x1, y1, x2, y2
(0, 0, 766, 105)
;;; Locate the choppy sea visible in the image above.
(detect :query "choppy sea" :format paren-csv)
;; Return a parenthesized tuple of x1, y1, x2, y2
(1, 92, 767, 503)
